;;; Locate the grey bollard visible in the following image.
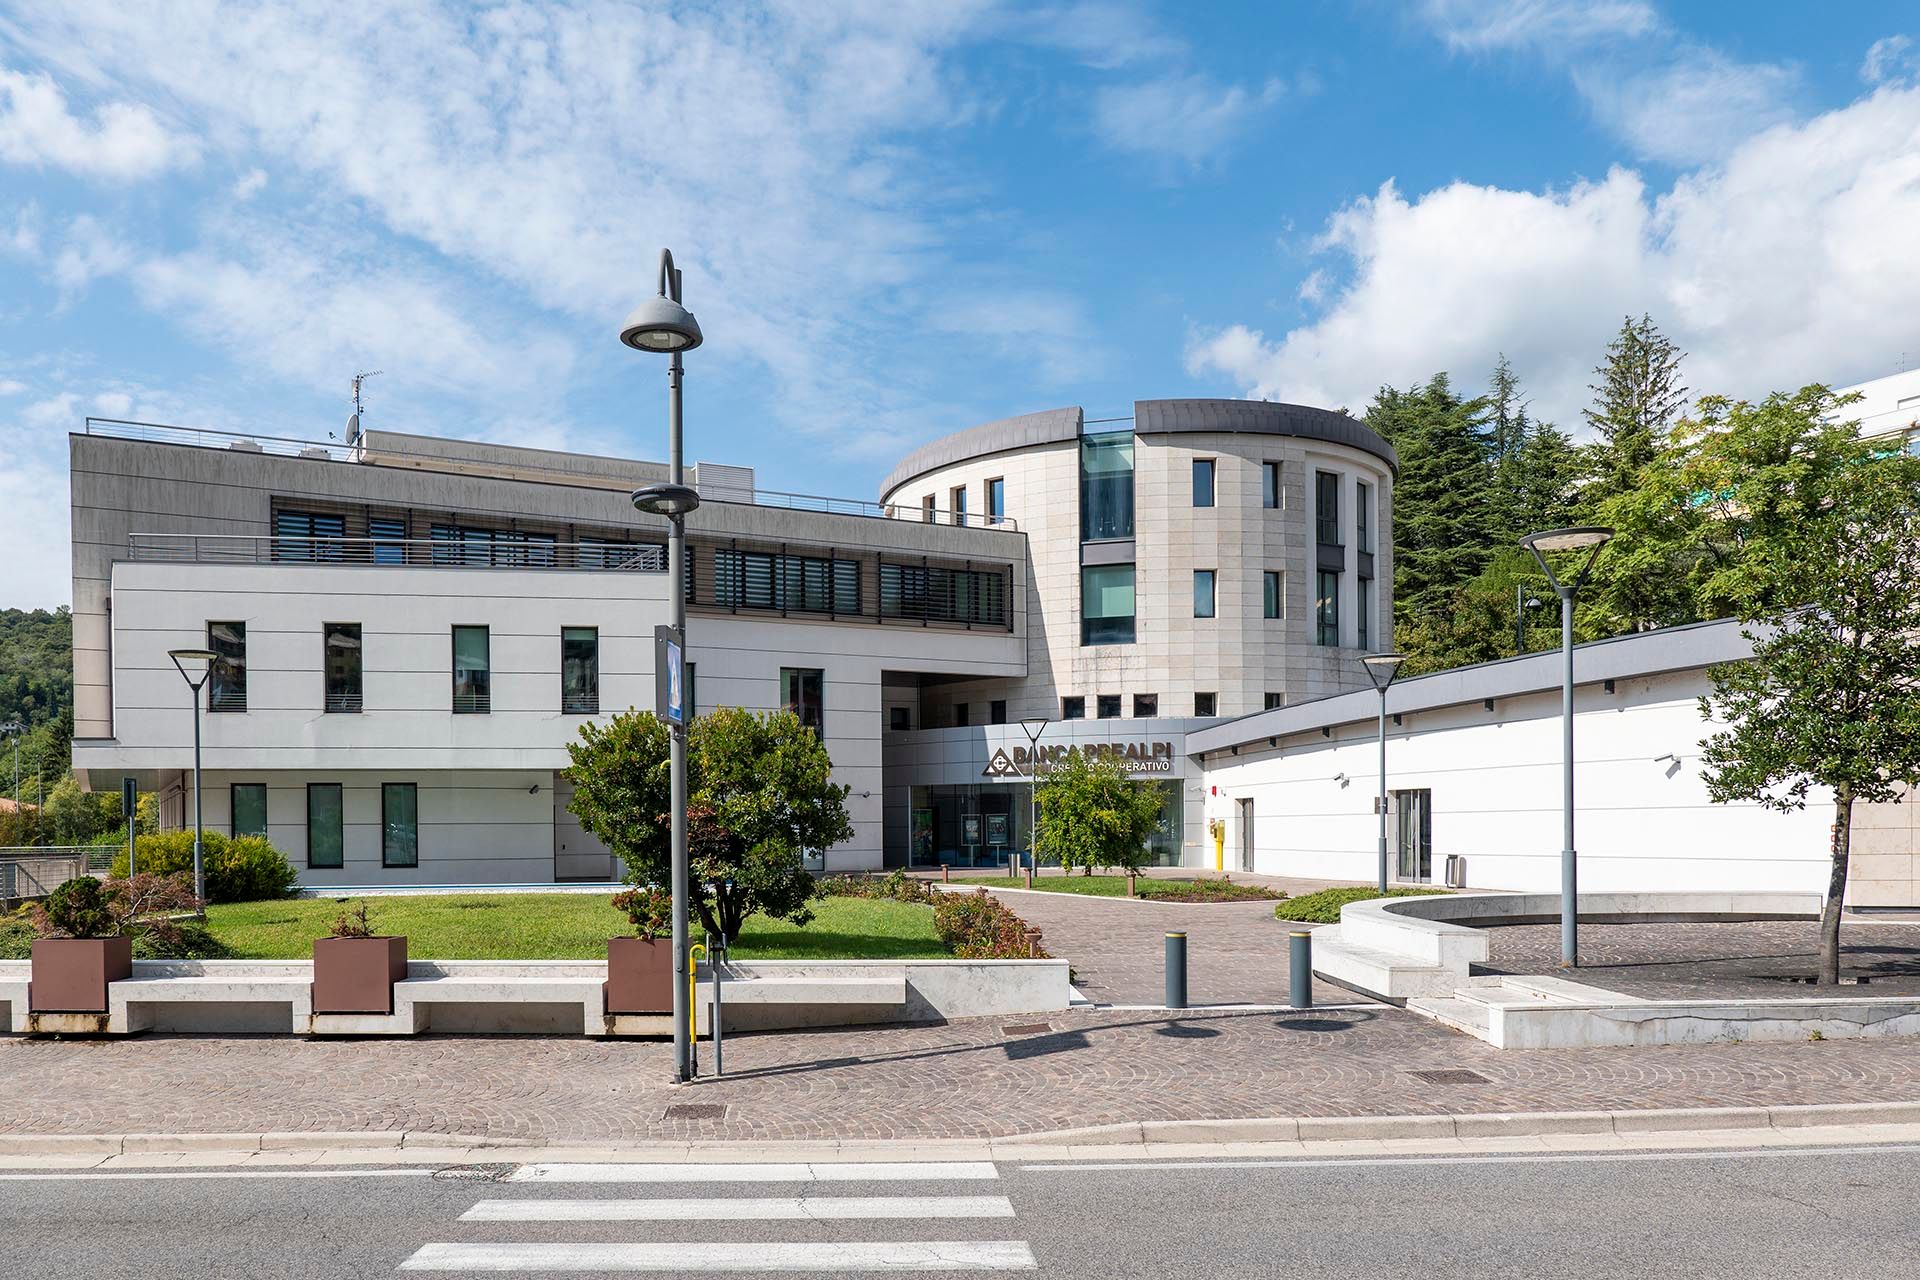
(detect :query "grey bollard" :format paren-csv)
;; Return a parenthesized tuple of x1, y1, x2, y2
(1290, 931, 1312, 1009)
(1165, 932, 1188, 1009)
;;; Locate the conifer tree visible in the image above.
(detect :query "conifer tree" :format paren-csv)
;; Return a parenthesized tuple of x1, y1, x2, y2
(1581, 314, 1688, 512)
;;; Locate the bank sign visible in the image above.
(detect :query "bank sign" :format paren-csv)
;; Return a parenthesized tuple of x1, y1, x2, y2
(983, 741, 1176, 779)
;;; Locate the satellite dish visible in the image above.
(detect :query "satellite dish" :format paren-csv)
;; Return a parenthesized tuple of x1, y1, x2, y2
(345, 412, 360, 443)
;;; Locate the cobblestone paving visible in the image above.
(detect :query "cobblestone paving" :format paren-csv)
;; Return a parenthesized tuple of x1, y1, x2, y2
(5, 1006, 1920, 1143)
(1481, 918, 1920, 998)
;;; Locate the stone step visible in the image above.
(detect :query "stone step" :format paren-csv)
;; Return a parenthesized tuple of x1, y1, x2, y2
(1310, 940, 1459, 1001)
(1405, 995, 1492, 1039)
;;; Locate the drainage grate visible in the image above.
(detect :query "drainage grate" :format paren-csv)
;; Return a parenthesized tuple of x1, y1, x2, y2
(662, 1103, 727, 1121)
(431, 1164, 515, 1182)
(1003, 1023, 1052, 1037)
(1407, 1069, 1492, 1085)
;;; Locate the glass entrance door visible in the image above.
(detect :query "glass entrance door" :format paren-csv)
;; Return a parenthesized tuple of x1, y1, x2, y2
(1235, 797, 1254, 872)
(1393, 789, 1432, 882)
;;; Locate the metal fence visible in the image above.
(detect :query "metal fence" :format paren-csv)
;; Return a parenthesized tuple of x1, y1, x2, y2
(0, 849, 94, 900)
(129, 533, 669, 572)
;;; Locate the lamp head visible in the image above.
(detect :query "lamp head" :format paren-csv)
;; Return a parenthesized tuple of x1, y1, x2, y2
(1018, 717, 1049, 742)
(630, 483, 702, 519)
(1362, 651, 1406, 690)
(1520, 525, 1614, 590)
(618, 294, 703, 353)
(168, 647, 218, 688)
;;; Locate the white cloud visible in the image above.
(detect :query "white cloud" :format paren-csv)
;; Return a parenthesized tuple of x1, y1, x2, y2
(231, 168, 268, 200)
(19, 391, 81, 428)
(1417, 0, 1660, 53)
(1187, 83, 1920, 429)
(0, 378, 25, 396)
(50, 215, 134, 300)
(1092, 73, 1287, 167)
(1863, 35, 1917, 85)
(0, 64, 192, 180)
(924, 287, 1098, 384)
(91, 391, 132, 416)
(1007, 2, 1186, 70)
(1574, 51, 1799, 167)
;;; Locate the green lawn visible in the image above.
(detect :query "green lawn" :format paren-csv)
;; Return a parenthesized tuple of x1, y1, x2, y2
(206, 893, 946, 960)
(945, 873, 1282, 902)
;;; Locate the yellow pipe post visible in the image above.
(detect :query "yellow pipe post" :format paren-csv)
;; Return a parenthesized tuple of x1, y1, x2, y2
(688, 942, 707, 1050)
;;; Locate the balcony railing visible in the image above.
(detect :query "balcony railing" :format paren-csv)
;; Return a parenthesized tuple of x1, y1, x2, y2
(129, 533, 670, 571)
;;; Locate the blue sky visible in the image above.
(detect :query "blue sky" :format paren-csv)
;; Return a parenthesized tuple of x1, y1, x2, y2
(4, 1, 1920, 608)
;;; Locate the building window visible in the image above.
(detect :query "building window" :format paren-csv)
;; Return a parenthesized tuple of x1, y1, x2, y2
(272, 510, 346, 562)
(1356, 480, 1373, 554)
(1081, 563, 1136, 644)
(307, 783, 343, 870)
(324, 623, 362, 713)
(954, 702, 970, 727)
(231, 783, 267, 838)
(1192, 458, 1215, 508)
(1193, 570, 1216, 618)
(922, 494, 937, 522)
(890, 706, 912, 731)
(562, 627, 599, 715)
(208, 622, 247, 712)
(1194, 692, 1217, 717)
(951, 485, 968, 526)
(1315, 471, 1341, 546)
(878, 563, 1005, 626)
(1133, 693, 1158, 718)
(986, 478, 1006, 525)
(781, 667, 825, 737)
(1080, 431, 1135, 540)
(1316, 571, 1340, 646)
(685, 662, 697, 718)
(1262, 461, 1282, 510)
(369, 516, 408, 565)
(429, 523, 556, 568)
(1061, 696, 1086, 720)
(452, 625, 490, 713)
(382, 782, 418, 869)
(716, 550, 861, 615)
(1097, 694, 1121, 719)
(1357, 578, 1372, 650)
(1265, 692, 1285, 710)
(1264, 570, 1283, 620)
(990, 699, 1007, 724)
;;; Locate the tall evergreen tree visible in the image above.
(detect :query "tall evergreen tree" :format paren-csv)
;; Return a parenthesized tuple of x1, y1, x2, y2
(1364, 374, 1495, 633)
(1581, 313, 1688, 511)
(1488, 353, 1527, 463)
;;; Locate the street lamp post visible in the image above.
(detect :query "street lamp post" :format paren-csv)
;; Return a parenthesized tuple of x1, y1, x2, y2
(1018, 718, 1048, 876)
(622, 248, 705, 1085)
(1520, 526, 1614, 968)
(1361, 653, 1405, 894)
(1, 719, 23, 812)
(167, 649, 218, 902)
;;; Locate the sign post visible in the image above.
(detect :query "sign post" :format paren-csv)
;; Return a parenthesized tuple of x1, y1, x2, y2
(121, 776, 138, 877)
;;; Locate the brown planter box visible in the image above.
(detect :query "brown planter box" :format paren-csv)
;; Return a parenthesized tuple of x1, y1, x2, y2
(604, 937, 674, 1015)
(29, 937, 134, 1013)
(312, 936, 408, 1015)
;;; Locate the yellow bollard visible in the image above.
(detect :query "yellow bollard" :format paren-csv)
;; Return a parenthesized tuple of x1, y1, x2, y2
(688, 942, 707, 1051)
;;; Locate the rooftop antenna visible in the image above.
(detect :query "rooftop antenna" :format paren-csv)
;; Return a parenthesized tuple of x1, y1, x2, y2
(345, 370, 381, 444)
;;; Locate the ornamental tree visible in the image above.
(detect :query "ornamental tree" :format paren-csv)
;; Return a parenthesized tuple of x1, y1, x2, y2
(564, 706, 853, 941)
(1033, 750, 1167, 876)
(1698, 451, 1920, 983)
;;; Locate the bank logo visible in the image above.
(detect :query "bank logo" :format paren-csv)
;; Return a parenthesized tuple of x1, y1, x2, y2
(982, 748, 1024, 778)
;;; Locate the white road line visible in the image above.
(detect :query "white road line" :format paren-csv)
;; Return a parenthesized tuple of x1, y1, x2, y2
(1020, 1143, 1920, 1173)
(460, 1194, 1016, 1221)
(0, 1168, 440, 1182)
(399, 1241, 1037, 1271)
(504, 1161, 1000, 1184)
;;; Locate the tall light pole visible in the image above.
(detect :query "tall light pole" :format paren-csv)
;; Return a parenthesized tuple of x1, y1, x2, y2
(1, 719, 23, 812)
(1520, 526, 1613, 968)
(1019, 717, 1048, 875)
(1361, 653, 1405, 894)
(622, 247, 704, 1085)
(167, 648, 217, 902)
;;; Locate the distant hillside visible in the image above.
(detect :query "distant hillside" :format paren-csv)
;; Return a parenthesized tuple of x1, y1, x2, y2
(0, 607, 72, 731)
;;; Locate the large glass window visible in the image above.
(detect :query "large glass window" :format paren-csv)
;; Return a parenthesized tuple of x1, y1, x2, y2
(986, 478, 1006, 525)
(1081, 563, 1136, 645)
(1316, 571, 1340, 646)
(1080, 431, 1135, 541)
(369, 516, 408, 565)
(717, 550, 860, 615)
(990, 699, 1007, 724)
(307, 783, 343, 869)
(1133, 693, 1158, 718)
(1193, 569, 1216, 618)
(1264, 570, 1283, 620)
(1061, 696, 1085, 720)
(1315, 471, 1341, 546)
(562, 627, 599, 714)
(324, 623, 362, 713)
(1192, 458, 1215, 508)
(951, 486, 968, 526)
(208, 622, 247, 712)
(231, 783, 267, 838)
(382, 782, 418, 868)
(1097, 694, 1121, 719)
(452, 625, 490, 713)
(272, 510, 345, 562)
(1262, 461, 1282, 509)
(1357, 579, 1372, 651)
(879, 563, 1006, 626)
(1356, 480, 1373, 554)
(781, 667, 825, 737)
(1194, 692, 1217, 716)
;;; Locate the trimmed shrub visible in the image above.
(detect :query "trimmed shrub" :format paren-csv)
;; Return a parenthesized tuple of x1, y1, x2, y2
(1138, 878, 1284, 903)
(816, 869, 938, 905)
(42, 877, 117, 938)
(112, 830, 298, 903)
(1273, 886, 1449, 924)
(933, 888, 1050, 959)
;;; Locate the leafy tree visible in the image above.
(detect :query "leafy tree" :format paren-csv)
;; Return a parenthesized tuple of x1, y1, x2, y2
(1581, 313, 1688, 513)
(1698, 451, 1920, 984)
(1396, 546, 1566, 674)
(1504, 420, 1583, 539)
(564, 706, 853, 941)
(1032, 751, 1166, 875)
(43, 773, 123, 845)
(1365, 374, 1495, 630)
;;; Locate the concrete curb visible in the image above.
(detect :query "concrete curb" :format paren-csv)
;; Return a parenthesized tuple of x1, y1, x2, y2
(4, 1100, 1918, 1158)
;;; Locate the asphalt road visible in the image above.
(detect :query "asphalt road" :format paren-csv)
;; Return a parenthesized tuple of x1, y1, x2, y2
(2, 1146, 1917, 1277)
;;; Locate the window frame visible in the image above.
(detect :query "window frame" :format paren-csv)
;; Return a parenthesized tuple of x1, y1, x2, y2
(1096, 694, 1121, 720)
(451, 625, 491, 714)
(1265, 692, 1285, 710)
(1191, 458, 1216, 508)
(1316, 570, 1341, 647)
(306, 782, 344, 870)
(951, 485, 968, 526)
(231, 782, 268, 839)
(1132, 693, 1158, 718)
(1315, 470, 1342, 546)
(1264, 570, 1283, 620)
(1193, 569, 1217, 619)
(1262, 460, 1282, 510)
(1061, 696, 1086, 720)
(381, 781, 419, 869)
(989, 699, 1007, 724)
(986, 477, 1006, 525)
(1356, 479, 1373, 554)
(561, 626, 600, 715)
(1194, 691, 1218, 717)
(1080, 563, 1136, 645)
(324, 621, 362, 714)
(208, 621, 247, 713)
(780, 667, 826, 738)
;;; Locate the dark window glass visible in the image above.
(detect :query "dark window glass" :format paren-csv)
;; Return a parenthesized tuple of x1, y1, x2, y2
(781, 668, 824, 737)
(1316, 471, 1341, 546)
(1317, 571, 1340, 647)
(209, 621, 247, 712)
(878, 563, 1006, 626)
(452, 625, 490, 713)
(231, 783, 267, 838)
(1194, 691, 1217, 717)
(1133, 693, 1157, 718)
(890, 706, 912, 731)
(1262, 461, 1281, 509)
(382, 782, 418, 868)
(954, 702, 970, 727)
(922, 495, 936, 523)
(717, 550, 861, 615)
(1356, 480, 1373, 554)
(987, 478, 1006, 525)
(1097, 694, 1121, 719)
(1081, 563, 1135, 645)
(1192, 459, 1215, 507)
(562, 627, 598, 714)
(307, 783, 343, 869)
(989, 699, 1007, 724)
(1264, 570, 1282, 620)
(1080, 431, 1135, 540)
(952, 486, 968, 526)
(1265, 692, 1285, 710)
(1357, 578, 1372, 651)
(684, 662, 697, 719)
(369, 517, 408, 565)
(325, 623, 362, 713)
(1061, 696, 1085, 720)
(1193, 570, 1216, 618)
(272, 510, 346, 562)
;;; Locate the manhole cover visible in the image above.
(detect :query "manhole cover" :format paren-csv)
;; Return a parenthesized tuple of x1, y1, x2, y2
(1003, 1023, 1052, 1037)
(662, 1103, 727, 1121)
(431, 1164, 515, 1182)
(1407, 1069, 1492, 1085)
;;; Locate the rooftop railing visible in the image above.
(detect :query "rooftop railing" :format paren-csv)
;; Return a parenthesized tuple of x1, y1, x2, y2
(129, 533, 669, 572)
